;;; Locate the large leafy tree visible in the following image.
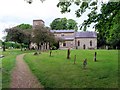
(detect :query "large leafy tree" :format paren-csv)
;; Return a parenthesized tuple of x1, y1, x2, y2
(50, 18, 67, 30)
(50, 18, 78, 30)
(5, 27, 25, 50)
(17, 23, 32, 48)
(94, 2, 120, 48)
(32, 26, 55, 50)
(67, 19, 78, 31)
(5, 23, 33, 50)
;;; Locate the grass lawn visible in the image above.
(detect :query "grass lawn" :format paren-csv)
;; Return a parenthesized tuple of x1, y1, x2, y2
(1, 49, 34, 88)
(24, 50, 118, 88)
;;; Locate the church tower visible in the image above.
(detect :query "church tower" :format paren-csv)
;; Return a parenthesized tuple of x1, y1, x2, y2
(33, 19, 45, 29)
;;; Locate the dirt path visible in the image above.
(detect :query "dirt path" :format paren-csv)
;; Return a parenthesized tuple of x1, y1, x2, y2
(11, 54, 44, 88)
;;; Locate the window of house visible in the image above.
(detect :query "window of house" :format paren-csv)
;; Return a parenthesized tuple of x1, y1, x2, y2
(78, 40, 80, 46)
(63, 42, 66, 46)
(90, 40, 92, 46)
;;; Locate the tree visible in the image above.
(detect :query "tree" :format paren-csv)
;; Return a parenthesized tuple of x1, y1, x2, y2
(32, 26, 55, 51)
(50, 18, 78, 30)
(2, 42, 5, 51)
(67, 19, 78, 31)
(5, 27, 27, 51)
(50, 18, 67, 30)
(95, 2, 120, 48)
(22, 30, 32, 49)
(16, 23, 32, 30)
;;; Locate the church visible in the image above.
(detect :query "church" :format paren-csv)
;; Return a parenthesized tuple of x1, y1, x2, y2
(31, 19, 97, 50)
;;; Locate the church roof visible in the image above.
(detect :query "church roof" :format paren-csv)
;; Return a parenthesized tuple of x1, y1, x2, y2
(50, 30, 75, 33)
(75, 31, 97, 38)
(50, 30, 97, 39)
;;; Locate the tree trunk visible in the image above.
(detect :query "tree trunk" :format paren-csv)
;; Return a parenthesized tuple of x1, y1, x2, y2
(2, 42, 6, 51)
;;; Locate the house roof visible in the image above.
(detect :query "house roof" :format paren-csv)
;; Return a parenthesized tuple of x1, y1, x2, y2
(50, 30, 75, 33)
(75, 31, 97, 38)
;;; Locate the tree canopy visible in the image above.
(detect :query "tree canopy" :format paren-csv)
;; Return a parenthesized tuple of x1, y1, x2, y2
(32, 26, 55, 50)
(16, 23, 32, 30)
(50, 18, 78, 31)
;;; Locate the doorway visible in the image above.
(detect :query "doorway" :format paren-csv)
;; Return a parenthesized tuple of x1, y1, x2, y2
(83, 44, 86, 49)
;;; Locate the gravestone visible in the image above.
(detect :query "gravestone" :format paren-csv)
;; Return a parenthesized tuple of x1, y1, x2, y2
(94, 52, 97, 62)
(83, 59, 87, 69)
(67, 48, 70, 59)
(50, 47, 52, 56)
(74, 55, 76, 64)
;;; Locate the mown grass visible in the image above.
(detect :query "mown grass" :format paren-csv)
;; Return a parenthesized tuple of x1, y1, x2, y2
(1, 49, 34, 88)
(24, 50, 118, 88)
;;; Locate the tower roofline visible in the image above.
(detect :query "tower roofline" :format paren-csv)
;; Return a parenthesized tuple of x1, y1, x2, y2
(33, 19, 45, 23)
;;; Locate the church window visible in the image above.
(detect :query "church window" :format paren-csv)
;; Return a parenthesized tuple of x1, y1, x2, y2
(90, 40, 92, 46)
(78, 40, 80, 46)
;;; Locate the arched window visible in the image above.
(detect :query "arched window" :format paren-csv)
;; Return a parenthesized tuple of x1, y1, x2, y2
(90, 40, 92, 46)
(78, 40, 80, 46)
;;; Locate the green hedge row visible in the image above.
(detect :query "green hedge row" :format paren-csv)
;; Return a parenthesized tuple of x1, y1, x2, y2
(3, 42, 28, 49)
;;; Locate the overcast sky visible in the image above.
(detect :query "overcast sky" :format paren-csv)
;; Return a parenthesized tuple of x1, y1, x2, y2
(0, 0, 109, 40)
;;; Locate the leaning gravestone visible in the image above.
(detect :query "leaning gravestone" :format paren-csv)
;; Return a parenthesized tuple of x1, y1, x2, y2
(94, 52, 97, 62)
(83, 58, 87, 69)
(74, 55, 76, 64)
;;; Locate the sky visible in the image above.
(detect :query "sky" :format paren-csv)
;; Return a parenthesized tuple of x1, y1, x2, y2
(0, 0, 109, 40)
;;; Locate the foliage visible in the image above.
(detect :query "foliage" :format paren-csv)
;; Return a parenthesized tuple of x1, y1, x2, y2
(67, 19, 78, 31)
(16, 23, 32, 30)
(95, 2, 120, 48)
(5, 26, 32, 49)
(50, 18, 78, 31)
(0, 40, 2, 47)
(5, 42, 20, 48)
(32, 26, 55, 49)
(5, 27, 25, 44)
(24, 50, 118, 88)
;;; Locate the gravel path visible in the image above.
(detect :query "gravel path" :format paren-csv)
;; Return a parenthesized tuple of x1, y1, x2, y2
(11, 54, 44, 88)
